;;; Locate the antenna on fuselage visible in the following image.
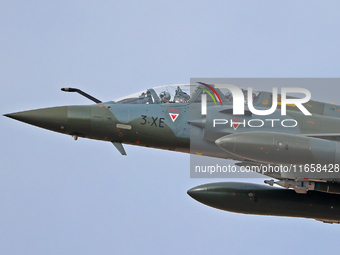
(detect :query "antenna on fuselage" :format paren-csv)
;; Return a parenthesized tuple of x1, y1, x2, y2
(61, 88, 102, 104)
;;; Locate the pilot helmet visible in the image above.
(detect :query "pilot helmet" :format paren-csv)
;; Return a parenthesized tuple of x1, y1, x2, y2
(159, 91, 171, 102)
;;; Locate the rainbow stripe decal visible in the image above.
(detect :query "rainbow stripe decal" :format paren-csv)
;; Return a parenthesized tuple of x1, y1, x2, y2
(197, 82, 223, 106)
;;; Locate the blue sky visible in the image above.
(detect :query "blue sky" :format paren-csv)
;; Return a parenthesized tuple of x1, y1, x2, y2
(2, 1, 340, 254)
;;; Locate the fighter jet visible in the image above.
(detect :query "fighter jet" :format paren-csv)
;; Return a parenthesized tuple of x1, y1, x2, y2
(5, 83, 340, 223)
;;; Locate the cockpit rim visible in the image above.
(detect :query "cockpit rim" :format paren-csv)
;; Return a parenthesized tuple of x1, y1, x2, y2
(112, 83, 262, 105)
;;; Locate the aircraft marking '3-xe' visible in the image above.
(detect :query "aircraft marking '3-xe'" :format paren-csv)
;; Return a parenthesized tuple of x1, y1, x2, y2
(140, 115, 165, 128)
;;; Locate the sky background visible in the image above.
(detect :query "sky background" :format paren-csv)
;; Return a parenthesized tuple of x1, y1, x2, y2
(1, 1, 340, 254)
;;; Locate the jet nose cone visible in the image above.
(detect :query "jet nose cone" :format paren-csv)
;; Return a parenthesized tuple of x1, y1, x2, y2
(4, 106, 68, 133)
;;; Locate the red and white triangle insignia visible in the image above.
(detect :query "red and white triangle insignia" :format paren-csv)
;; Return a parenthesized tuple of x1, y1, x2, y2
(233, 123, 240, 130)
(169, 113, 179, 122)
(232, 117, 241, 130)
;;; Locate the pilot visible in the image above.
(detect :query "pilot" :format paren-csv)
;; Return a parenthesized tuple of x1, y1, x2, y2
(145, 90, 153, 104)
(174, 86, 190, 103)
(159, 91, 171, 103)
(225, 92, 233, 102)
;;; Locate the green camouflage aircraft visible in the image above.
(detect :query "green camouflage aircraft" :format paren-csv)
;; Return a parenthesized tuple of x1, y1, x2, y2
(5, 83, 340, 224)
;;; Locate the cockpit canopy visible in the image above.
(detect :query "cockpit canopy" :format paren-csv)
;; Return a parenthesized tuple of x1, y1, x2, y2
(112, 84, 262, 105)
(113, 84, 193, 105)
